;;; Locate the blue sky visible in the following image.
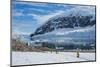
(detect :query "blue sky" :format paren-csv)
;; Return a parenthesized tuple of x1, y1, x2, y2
(12, 0, 95, 35)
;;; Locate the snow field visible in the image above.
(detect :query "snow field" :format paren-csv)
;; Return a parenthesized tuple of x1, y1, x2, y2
(12, 51, 95, 66)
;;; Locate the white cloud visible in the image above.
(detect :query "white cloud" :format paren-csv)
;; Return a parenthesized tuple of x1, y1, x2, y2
(13, 12, 23, 16)
(55, 5, 96, 17)
(12, 30, 29, 35)
(12, 9, 24, 16)
(27, 5, 95, 25)
(71, 6, 95, 15)
(56, 25, 95, 35)
(28, 10, 64, 24)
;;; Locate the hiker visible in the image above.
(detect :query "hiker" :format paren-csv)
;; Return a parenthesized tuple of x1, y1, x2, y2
(76, 51, 79, 58)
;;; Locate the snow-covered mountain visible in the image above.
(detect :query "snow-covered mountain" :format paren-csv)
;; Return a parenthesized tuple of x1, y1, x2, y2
(30, 6, 95, 36)
(30, 6, 96, 46)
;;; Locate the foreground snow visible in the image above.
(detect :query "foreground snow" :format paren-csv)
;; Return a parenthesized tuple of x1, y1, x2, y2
(12, 51, 95, 66)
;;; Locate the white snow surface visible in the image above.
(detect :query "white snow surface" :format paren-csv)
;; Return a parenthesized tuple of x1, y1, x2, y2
(12, 51, 95, 66)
